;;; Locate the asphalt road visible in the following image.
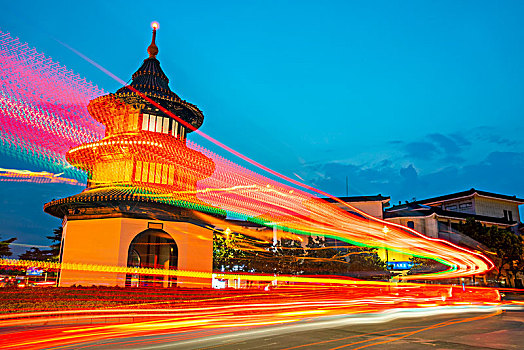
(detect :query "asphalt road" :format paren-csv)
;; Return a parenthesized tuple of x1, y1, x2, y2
(209, 310, 524, 350)
(58, 309, 523, 350)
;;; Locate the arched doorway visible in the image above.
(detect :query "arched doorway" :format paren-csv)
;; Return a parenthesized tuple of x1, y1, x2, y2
(126, 229, 178, 287)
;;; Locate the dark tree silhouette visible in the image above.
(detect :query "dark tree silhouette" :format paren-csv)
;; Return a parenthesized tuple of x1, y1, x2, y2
(46, 226, 63, 262)
(19, 247, 51, 261)
(0, 236, 16, 258)
(19, 226, 63, 262)
(459, 218, 523, 286)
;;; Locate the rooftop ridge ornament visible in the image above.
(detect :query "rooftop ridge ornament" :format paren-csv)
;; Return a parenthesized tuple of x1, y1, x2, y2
(148, 22, 160, 58)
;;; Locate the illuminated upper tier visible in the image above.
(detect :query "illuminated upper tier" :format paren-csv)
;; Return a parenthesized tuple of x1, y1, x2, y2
(64, 26, 213, 190)
(88, 25, 204, 139)
(45, 26, 221, 219)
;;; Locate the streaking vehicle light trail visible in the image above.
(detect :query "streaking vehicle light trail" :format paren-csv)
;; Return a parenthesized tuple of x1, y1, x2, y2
(0, 167, 83, 185)
(0, 30, 103, 181)
(0, 28, 493, 280)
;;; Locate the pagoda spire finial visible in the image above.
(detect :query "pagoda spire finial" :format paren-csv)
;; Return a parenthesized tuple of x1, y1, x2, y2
(148, 22, 159, 58)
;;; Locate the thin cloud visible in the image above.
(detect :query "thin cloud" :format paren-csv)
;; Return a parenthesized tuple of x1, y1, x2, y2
(301, 152, 524, 205)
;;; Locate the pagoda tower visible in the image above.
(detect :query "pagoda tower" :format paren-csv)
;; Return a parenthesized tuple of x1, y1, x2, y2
(44, 25, 223, 288)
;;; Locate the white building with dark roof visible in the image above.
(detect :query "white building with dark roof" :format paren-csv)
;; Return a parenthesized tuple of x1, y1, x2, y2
(385, 188, 523, 240)
(319, 194, 390, 219)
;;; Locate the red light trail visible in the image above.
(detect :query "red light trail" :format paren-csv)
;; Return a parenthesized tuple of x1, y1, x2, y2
(0, 28, 494, 282)
(0, 284, 520, 349)
(0, 30, 104, 183)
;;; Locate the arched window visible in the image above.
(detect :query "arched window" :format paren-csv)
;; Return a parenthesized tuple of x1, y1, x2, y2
(126, 229, 178, 288)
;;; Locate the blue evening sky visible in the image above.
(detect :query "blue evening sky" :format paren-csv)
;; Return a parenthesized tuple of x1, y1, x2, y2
(1, 1, 524, 252)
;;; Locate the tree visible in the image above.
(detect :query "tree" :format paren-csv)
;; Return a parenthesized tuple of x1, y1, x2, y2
(302, 236, 387, 277)
(19, 226, 63, 262)
(46, 226, 63, 262)
(213, 227, 308, 275)
(244, 239, 281, 274)
(19, 247, 51, 261)
(242, 237, 305, 275)
(213, 229, 251, 272)
(0, 236, 16, 258)
(459, 218, 524, 286)
(345, 245, 387, 274)
(273, 238, 305, 275)
(302, 236, 348, 275)
(213, 229, 388, 278)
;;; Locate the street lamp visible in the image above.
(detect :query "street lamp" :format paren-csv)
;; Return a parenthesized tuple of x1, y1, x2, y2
(382, 226, 389, 269)
(266, 222, 278, 246)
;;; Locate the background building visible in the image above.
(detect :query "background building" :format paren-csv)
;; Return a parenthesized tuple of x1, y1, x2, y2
(319, 195, 390, 220)
(384, 188, 524, 286)
(384, 188, 523, 241)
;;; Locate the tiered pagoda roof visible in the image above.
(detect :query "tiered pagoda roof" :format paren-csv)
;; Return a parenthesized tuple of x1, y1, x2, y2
(44, 25, 223, 220)
(90, 26, 204, 131)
